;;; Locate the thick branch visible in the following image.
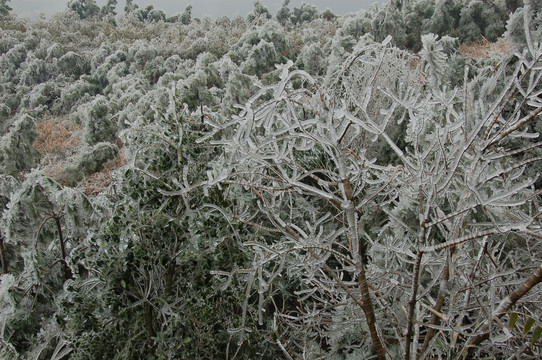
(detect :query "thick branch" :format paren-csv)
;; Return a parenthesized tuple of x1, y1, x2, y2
(419, 251, 452, 358)
(54, 216, 72, 281)
(405, 250, 423, 360)
(341, 177, 387, 360)
(465, 265, 542, 358)
(483, 106, 542, 151)
(143, 301, 155, 337)
(0, 228, 8, 273)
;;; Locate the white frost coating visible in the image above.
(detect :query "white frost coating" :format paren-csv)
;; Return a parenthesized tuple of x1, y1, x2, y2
(341, 200, 355, 211)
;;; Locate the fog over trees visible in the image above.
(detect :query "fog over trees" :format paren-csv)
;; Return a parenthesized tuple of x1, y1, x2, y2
(0, 0, 541, 359)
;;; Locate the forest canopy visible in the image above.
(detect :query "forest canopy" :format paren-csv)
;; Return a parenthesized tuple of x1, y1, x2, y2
(1, 0, 542, 359)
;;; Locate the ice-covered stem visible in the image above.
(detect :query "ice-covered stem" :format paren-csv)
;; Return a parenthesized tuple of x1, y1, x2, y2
(493, 265, 542, 319)
(464, 265, 542, 358)
(285, 217, 387, 359)
(357, 258, 387, 360)
(405, 185, 427, 360)
(0, 227, 8, 273)
(37, 191, 73, 281)
(418, 250, 452, 359)
(342, 181, 386, 358)
(483, 106, 542, 151)
(165, 239, 180, 297)
(144, 301, 155, 337)
(54, 216, 72, 281)
(421, 230, 497, 253)
(404, 249, 423, 360)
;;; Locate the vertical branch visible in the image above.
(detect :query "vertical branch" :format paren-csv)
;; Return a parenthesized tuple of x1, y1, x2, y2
(462, 66, 469, 144)
(165, 234, 180, 297)
(165, 261, 175, 297)
(342, 177, 386, 360)
(418, 250, 452, 358)
(405, 185, 427, 360)
(358, 261, 387, 360)
(54, 216, 72, 281)
(143, 301, 155, 337)
(405, 250, 423, 360)
(0, 227, 8, 274)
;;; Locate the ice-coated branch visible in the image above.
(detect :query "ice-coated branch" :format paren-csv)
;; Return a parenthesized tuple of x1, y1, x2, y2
(464, 265, 542, 357)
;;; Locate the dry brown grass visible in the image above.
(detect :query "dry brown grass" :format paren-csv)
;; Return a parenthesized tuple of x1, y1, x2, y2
(35, 117, 81, 183)
(34, 117, 127, 195)
(34, 117, 81, 155)
(76, 148, 127, 195)
(458, 37, 514, 60)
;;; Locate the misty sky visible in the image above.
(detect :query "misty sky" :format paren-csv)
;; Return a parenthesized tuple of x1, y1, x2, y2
(10, 0, 387, 19)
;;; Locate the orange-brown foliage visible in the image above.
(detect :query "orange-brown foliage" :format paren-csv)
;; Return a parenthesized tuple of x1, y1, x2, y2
(458, 37, 514, 60)
(34, 117, 127, 195)
(34, 117, 81, 154)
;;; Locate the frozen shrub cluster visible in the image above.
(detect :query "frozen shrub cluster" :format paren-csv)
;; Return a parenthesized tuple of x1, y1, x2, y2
(61, 142, 118, 185)
(0, 1, 540, 359)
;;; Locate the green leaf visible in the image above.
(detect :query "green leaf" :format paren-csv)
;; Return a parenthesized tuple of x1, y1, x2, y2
(532, 326, 542, 345)
(121, 280, 127, 289)
(183, 337, 191, 344)
(524, 317, 535, 334)
(508, 312, 518, 329)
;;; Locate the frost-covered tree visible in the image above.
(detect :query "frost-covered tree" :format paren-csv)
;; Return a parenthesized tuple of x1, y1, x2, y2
(218, 57, 258, 114)
(505, 0, 542, 51)
(57, 50, 89, 79)
(457, 0, 508, 42)
(242, 39, 281, 76)
(0, 0, 12, 17)
(80, 95, 116, 145)
(1, 43, 27, 71)
(276, 0, 291, 25)
(423, 0, 461, 37)
(146, 8, 166, 23)
(0, 114, 39, 176)
(0, 172, 96, 358)
(68, 0, 100, 20)
(21, 81, 61, 115)
(100, 0, 117, 17)
(296, 29, 326, 75)
(419, 32, 456, 89)
(0, 175, 17, 274)
(372, 3, 408, 46)
(320, 8, 336, 21)
(61, 142, 118, 185)
(200, 8, 542, 359)
(180, 5, 192, 25)
(290, 2, 319, 25)
(19, 54, 48, 86)
(175, 52, 222, 110)
(233, 20, 289, 76)
(124, 0, 138, 14)
(247, 0, 271, 22)
(55, 78, 101, 114)
(1, 2, 540, 359)
(49, 87, 279, 359)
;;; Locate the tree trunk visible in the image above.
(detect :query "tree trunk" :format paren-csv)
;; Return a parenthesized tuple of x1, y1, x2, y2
(55, 216, 72, 280)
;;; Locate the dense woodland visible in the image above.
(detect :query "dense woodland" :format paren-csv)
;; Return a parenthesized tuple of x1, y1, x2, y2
(0, 0, 541, 358)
